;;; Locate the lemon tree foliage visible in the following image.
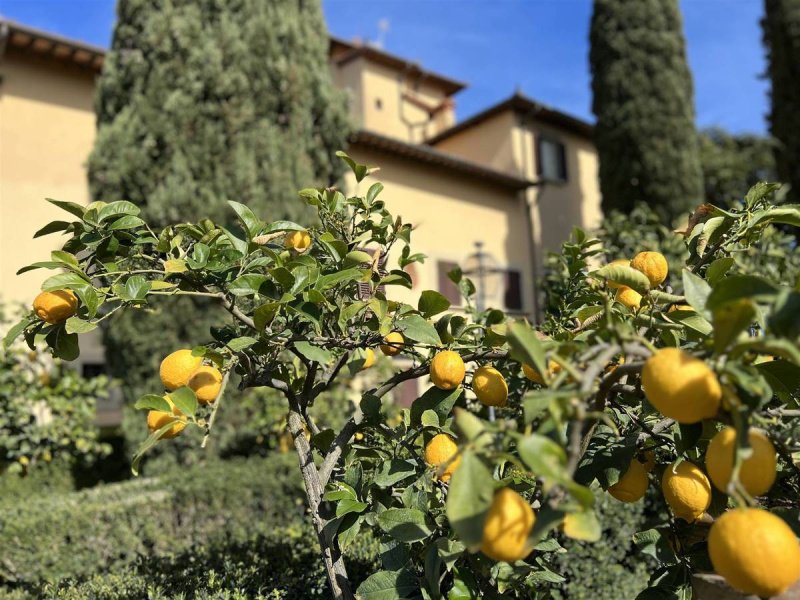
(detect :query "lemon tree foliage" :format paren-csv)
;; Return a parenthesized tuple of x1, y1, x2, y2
(7, 154, 800, 599)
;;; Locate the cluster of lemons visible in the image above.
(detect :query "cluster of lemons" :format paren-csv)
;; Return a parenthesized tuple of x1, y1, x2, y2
(608, 251, 669, 309)
(421, 349, 558, 563)
(146, 349, 223, 438)
(604, 346, 800, 597)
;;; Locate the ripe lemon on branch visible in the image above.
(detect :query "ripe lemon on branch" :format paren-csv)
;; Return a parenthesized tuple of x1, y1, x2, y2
(33, 289, 78, 324)
(361, 348, 376, 370)
(522, 360, 561, 385)
(472, 366, 508, 407)
(380, 331, 404, 356)
(424, 433, 461, 482)
(188, 365, 223, 404)
(631, 251, 668, 287)
(160, 349, 203, 391)
(709, 507, 800, 597)
(480, 488, 536, 562)
(608, 458, 649, 503)
(661, 461, 712, 522)
(430, 351, 465, 390)
(705, 427, 776, 496)
(642, 348, 721, 423)
(147, 395, 187, 439)
(615, 286, 642, 310)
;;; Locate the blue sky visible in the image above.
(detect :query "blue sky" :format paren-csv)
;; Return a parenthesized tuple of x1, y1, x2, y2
(0, 0, 769, 134)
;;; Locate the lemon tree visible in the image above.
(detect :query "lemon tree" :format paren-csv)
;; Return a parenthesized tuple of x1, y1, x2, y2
(6, 156, 800, 599)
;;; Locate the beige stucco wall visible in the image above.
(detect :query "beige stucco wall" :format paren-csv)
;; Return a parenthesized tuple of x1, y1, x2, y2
(0, 50, 96, 308)
(432, 109, 519, 175)
(344, 146, 532, 316)
(354, 59, 454, 143)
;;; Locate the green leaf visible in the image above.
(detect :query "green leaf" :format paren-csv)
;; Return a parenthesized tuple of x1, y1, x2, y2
(681, 269, 712, 317)
(316, 268, 365, 291)
(293, 341, 333, 364)
(418, 290, 451, 318)
(134, 394, 171, 412)
(507, 321, 547, 379)
(34, 220, 73, 238)
(107, 215, 145, 230)
(517, 433, 568, 482)
(45, 326, 80, 361)
(336, 150, 370, 183)
(396, 314, 441, 345)
(47, 198, 86, 219)
(261, 220, 305, 234)
(366, 182, 384, 204)
(706, 275, 778, 310)
(3, 317, 30, 349)
(168, 386, 198, 417)
(768, 290, 800, 339)
(355, 569, 418, 600)
(336, 499, 369, 518)
(562, 510, 601, 542)
(98, 201, 140, 221)
(228, 201, 263, 238)
(377, 508, 433, 542)
(229, 274, 269, 297)
(705, 257, 735, 285)
(712, 299, 756, 353)
(253, 302, 279, 332)
(41, 271, 91, 291)
(744, 182, 781, 208)
(591, 264, 651, 295)
(411, 386, 461, 426)
(226, 337, 257, 351)
(164, 259, 187, 273)
(446, 450, 494, 551)
(51, 250, 79, 268)
(343, 250, 374, 267)
(65, 317, 97, 334)
(124, 275, 151, 301)
(373, 459, 418, 488)
(131, 421, 178, 476)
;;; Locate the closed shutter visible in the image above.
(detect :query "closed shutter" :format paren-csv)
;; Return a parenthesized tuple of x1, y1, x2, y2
(395, 378, 418, 408)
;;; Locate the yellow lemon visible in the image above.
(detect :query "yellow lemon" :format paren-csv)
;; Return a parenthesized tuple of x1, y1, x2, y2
(661, 461, 712, 522)
(631, 251, 668, 287)
(284, 230, 311, 251)
(430, 350, 465, 390)
(615, 286, 642, 310)
(480, 488, 536, 562)
(522, 360, 561, 385)
(472, 366, 508, 407)
(33, 289, 78, 324)
(361, 348, 376, 370)
(424, 433, 461, 482)
(606, 258, 631, 289)
(709, 508, 800, 598)
(608, 459, 649, 503)
(187, 365, 223, 404)
(705, 427, 776, 496)
(160, 349, 203, 391)
(605, 356, 625, 375)
(147, 395, 187, 439)
(380, 331, 405, 356)
(642, 348, 721, 424)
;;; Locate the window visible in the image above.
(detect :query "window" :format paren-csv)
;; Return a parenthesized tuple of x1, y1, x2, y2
(537, 136, 567, 182)
(82, 363, 105, 379)
(375, 98, 383, 110)
(437, 260, 461, 306)
(504, 270, 523, 312)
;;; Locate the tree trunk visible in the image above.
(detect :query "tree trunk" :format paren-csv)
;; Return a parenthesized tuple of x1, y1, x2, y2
(287, 410, 354, 600)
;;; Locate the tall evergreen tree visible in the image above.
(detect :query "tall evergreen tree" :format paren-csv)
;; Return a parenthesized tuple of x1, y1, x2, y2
(763, 0, 800, 204)
(590, 0, 703, 222)
(89, 0, 350, 399)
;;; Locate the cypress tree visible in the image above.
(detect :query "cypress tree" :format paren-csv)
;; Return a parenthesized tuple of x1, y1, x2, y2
(763, 0, 800, 204)
(590, 0, 703, 222)
(89, 0, 350, 399)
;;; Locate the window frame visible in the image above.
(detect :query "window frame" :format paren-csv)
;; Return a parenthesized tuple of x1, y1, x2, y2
(536, 134, 568, 183)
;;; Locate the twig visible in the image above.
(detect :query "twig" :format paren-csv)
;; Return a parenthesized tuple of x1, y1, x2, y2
(201, 365, 234, 449)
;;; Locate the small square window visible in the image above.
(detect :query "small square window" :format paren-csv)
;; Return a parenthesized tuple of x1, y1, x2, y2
(537, 136, 567, 182)
(504, 270, 523, 312)
(375, 98, 383, 110)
